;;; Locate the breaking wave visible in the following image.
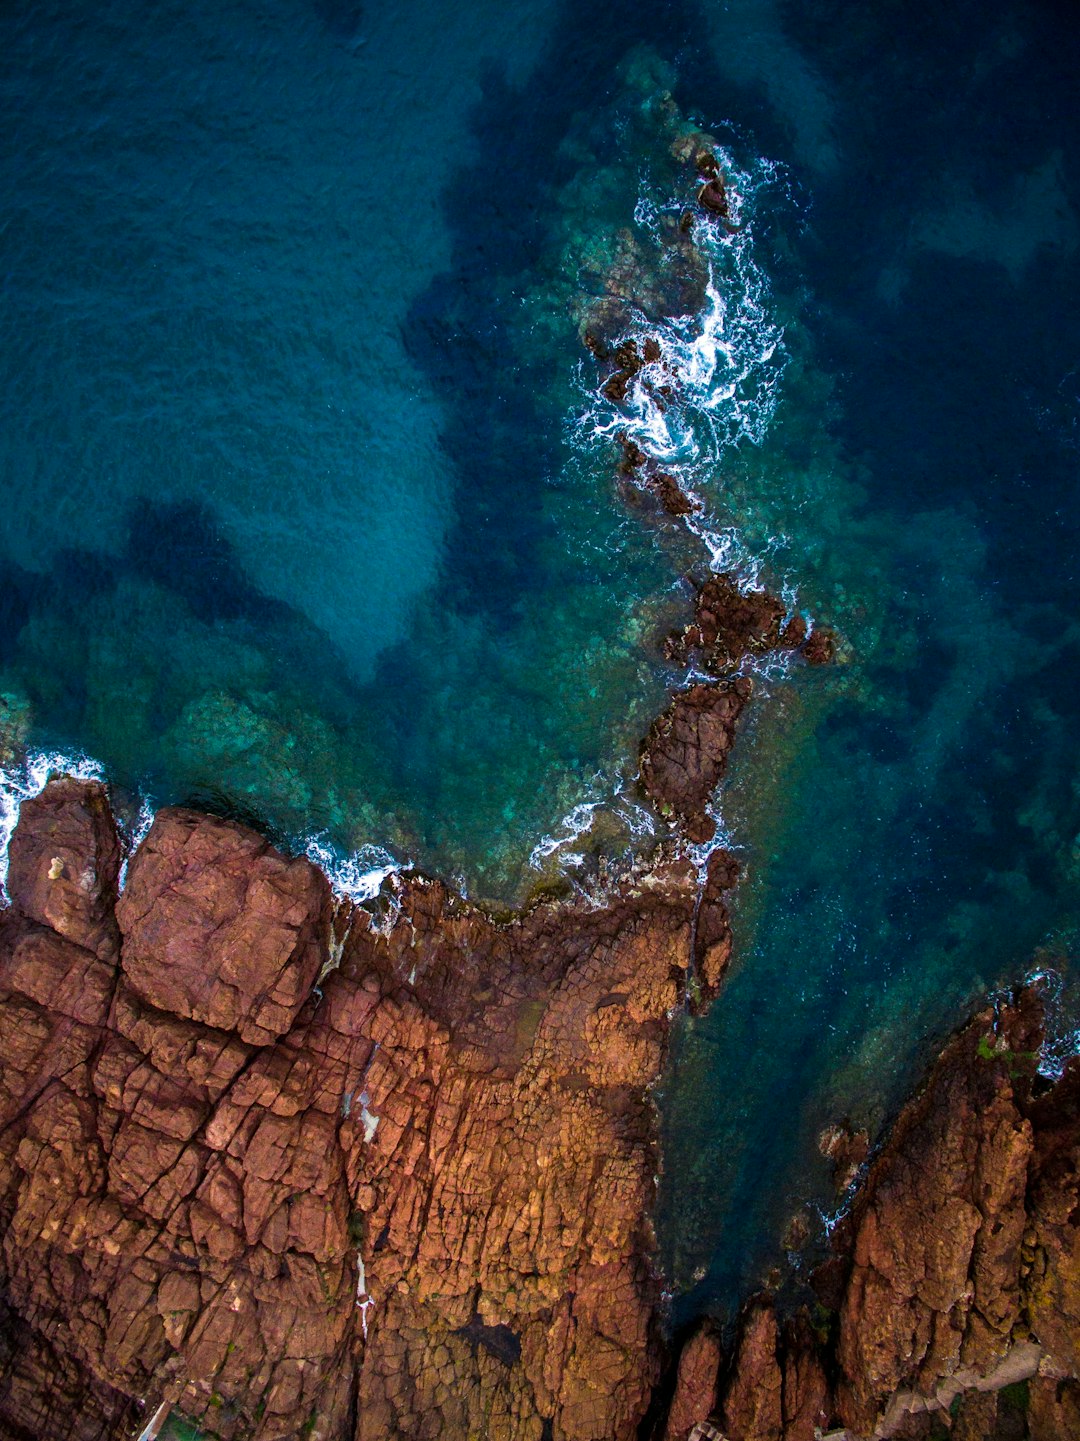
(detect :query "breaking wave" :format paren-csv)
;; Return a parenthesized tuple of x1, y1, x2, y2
(571, 146, 789, 553)
(303, 834, 405, 906)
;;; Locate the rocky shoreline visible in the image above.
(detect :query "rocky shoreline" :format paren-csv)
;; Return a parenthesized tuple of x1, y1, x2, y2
(0, 529, 820, 1441)
(0, 765, 731, 1441)
(1, 773, 1078, 1441)
(656, 987, 1080, 1441)
(2, 59, 1077, 1441)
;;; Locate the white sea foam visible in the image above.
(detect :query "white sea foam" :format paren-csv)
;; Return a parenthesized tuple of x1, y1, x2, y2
(117, 793, 157, 892)
(529, 799, 602, 870)
(1027, 967, 1080, 1078)
(570, 148, 792, 646)
(0, 748, 105, 901)
(573, 153, 786, 481)
(303, 834, 405, 906)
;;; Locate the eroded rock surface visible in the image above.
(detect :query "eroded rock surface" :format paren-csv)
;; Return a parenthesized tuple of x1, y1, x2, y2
(654, 991, 1080, 1440)
(0, 778, 728, 1441)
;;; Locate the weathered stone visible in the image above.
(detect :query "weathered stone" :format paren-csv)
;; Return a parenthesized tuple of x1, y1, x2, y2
(720, 1299, 783, 1441)
(639, 679, 752, 843)
(116, 808, 331, 1046)
(6, 776, 121, 958)
(663, 1326, 722, 1441)
(0, 783, 718, 1441)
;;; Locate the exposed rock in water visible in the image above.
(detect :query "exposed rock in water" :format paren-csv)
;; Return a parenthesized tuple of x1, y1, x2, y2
(639, 679, 752, 844)
(651, 988, 1080, 1440)
(0, 777, 734, 1441)
(6, 776, 121, 960)
(639, 574, 824, 845)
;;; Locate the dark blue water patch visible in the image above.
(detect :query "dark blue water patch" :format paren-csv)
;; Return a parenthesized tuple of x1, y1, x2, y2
(310, 0, 364, 43)
(123, 498, 289, 628)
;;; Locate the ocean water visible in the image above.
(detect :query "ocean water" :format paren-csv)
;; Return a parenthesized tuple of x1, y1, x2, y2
(2, 0, 1079, 1342)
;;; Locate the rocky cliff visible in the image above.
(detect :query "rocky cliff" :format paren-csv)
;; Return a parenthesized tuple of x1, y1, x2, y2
(0, 774, 738, 1441)
(1, 789, 1079, 1441)
(657, 990, 1080, 1441)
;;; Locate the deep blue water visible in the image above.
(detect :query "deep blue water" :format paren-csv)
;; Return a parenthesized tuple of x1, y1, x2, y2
(1, 0, 1079, 1332)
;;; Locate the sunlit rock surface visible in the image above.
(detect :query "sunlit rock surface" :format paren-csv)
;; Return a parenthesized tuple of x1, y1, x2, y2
(0, 778, 730, 1441)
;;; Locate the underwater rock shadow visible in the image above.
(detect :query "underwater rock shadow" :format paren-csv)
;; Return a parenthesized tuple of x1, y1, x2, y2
(310, 0, 364, 42)
(122, 496, 290, 629)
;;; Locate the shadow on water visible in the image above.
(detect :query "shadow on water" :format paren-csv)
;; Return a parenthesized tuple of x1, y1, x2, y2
(309, 0, 364, 43)
(124, 498, 290, 628)
(0, 489, 381, 819)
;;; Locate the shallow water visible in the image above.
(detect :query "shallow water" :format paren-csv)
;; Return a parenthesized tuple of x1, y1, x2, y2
(2, 0, 1079, 1334)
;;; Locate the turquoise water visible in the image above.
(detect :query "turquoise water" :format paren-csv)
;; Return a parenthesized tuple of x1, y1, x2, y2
(2, 0, 1079, 1329)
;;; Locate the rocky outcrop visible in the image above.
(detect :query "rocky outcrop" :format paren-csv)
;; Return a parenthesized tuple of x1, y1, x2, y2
(654, 990, 1080, 1440)
(115, 809, 332, 1046)
(638, 574, 827, 844)
(0, 777, 732, 1441)
(6, 776, 121, 959)
(3, 813, 1077, 1441)
(639, 679, 752, 844)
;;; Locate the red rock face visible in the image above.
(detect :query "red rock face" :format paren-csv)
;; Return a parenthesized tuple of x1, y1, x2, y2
(655, 992, 1080, 1441)
(0, 780, 719, 1441)
(834, 1005, 1036, 1432)
(6, 776, 121, 959)
(116, 808, 332, 1047)
(662, 1327, 723, 1441)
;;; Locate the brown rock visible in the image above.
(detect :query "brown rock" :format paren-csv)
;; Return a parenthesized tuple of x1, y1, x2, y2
(6, 776, 121, 958)
(721, 1298, 783, 1441)
(0, 783, 705, 1441)
(663, 1326, 722, 1441)
(1029, 1374, 1080, 1440)
(779, 1310, 829, 1440)
(697, 178, 730, 219)
(802, 626, 836, 666)
(657, 985, 1079, 1441)
(639, 678, 752, 842)
(693, 848, 739, 1000)
(116, 807, 331, 1046)
(817, 1120, 870, 1192)
(649, 472, 696, 516)
(835, 1005, 1035, 1432)
(1024, 1055, 1080, 1381)
(664, 574, 787, 674)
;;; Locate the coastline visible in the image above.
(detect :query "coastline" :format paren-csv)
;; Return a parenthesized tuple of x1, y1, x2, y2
(0, 85, 836, 1437)
(1, 44, 1077, 1441)
(2, 774, 1078, 1440)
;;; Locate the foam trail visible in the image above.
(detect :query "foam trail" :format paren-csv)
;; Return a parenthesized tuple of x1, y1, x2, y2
(529, 800, 601, 870)
(573, 153, 787, 478)
(0, 749, 105, 900)
(570, 146, 791, 625)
